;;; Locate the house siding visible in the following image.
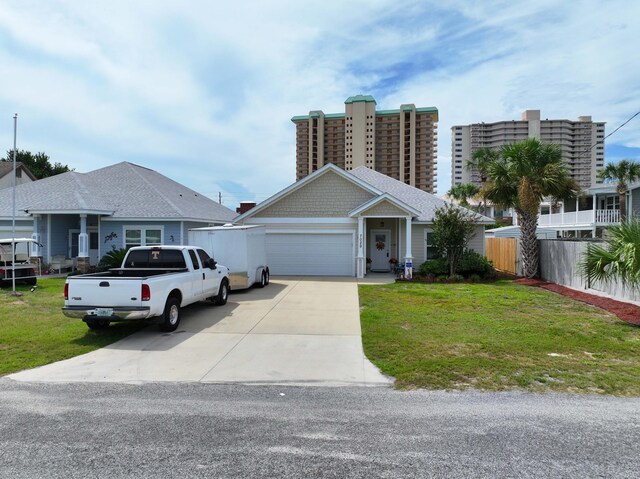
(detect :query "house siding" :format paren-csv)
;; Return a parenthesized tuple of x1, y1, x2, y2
(360, 200, 411, 217)
(253, 172, 375, 218)
(50, 215, 79, 257)
(183, 221, 212, 245)
(100, 220, 183, 252)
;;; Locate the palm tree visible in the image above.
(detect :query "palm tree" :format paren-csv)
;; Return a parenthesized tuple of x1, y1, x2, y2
(447, 183, 480, 208)
(599, 159, 640, 222)
(467, 147, 499, 214)
(581, 219, 640, 288)
(482, 138, 578, 278)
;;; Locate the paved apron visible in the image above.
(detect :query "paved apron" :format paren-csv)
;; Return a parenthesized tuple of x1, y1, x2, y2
(9, 278, 390, 386)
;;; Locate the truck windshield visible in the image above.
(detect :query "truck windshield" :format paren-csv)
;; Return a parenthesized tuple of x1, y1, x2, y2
(124, 249, 187, 269)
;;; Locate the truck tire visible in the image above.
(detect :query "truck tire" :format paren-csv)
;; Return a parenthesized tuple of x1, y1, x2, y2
(160, 297, 181, 332)
(86, 318, 110, 330)
(264, 269, 270, 286)
(213, 279, 229, 306)
(258, 271, 266, 288)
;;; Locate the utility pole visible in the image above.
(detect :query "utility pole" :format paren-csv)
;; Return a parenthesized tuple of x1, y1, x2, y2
(10, 113, 19, 296)
(218, 192, 222, 204)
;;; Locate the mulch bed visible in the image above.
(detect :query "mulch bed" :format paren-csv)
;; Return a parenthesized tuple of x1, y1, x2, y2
(514, 278, 640, 326)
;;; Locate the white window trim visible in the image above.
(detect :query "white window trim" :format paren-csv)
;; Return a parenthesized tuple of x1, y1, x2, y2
(122, 225, 165, 248)
(423, 227, 438, 261)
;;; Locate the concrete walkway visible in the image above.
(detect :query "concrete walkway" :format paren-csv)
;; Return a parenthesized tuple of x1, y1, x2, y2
(9, 278, 391, 386)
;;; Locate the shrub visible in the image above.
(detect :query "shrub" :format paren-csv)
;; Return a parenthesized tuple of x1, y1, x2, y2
(457, 250, 495, 278)
(418, 257, 448, 277)
(449, 274, 464, 283)
(436, 275, 448, 283)
(468, 274, 482, 283)
(98, 247, 128, 271)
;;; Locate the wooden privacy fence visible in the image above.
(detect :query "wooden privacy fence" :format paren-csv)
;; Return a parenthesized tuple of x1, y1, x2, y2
(485, 237, 520, 275)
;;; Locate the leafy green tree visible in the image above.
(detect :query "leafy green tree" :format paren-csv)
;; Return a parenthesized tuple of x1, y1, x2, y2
(581, 219, 640, 288)
(1, 150, 72, 179)
(599, 159, 640, 222)
(482, 138, 578, 278)
(447, 183, 480, 208)
(431, 205, 477, 278)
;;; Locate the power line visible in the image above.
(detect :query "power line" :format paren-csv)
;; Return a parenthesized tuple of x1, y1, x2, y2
(586, 110, 640, 152)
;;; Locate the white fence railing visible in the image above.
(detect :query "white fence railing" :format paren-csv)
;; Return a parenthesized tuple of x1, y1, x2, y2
(538, 209, 620, 227)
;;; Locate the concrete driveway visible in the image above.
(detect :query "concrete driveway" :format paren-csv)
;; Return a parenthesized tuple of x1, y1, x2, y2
(9, 278, 390, 386)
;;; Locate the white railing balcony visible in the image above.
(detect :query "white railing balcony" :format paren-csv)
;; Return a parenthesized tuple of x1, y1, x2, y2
(538, 209, 620, 227)
(595, 209, 620, 224)
(538, 210, 595, 227)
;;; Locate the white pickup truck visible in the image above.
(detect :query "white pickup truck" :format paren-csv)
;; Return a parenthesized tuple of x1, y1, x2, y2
(62, 245, 230, 332)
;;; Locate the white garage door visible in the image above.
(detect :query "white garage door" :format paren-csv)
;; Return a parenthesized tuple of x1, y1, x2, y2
(266, 233, 354, 276)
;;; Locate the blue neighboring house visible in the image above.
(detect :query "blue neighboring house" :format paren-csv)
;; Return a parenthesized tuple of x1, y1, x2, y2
(0, 162, 236, 271)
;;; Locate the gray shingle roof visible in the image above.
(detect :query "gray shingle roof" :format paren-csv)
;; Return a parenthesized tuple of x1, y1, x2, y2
(0, 162, 236, 222)
(350, 166, 493, 223)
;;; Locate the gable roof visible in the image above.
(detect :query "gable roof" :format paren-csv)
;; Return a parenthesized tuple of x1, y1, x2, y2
(0, 162, 236, 222)
(0, 162, 37, 181)
(237, 163, 493, 224)
(348, 193, 421, 218)
(235, 163, 382, 222)
(349, 167, 494, 223)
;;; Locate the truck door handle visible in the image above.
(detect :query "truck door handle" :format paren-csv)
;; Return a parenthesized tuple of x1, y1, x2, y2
(202, 273, 205, 280)
(99, 281, 110, 287)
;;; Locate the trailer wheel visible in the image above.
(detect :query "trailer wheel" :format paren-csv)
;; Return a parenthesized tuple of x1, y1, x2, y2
(160, 297, 181, 332)
(258, 271, 266, 288)
(86, 318, 110, 330)
(264, 269, 270, 286)
(214, 279, 229, 305)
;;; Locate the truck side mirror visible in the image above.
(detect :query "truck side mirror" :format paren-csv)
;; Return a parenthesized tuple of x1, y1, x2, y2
(207, 258, 217, 270)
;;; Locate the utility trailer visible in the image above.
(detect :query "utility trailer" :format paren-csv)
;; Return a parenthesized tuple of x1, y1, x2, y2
(188, 225, 269, 290)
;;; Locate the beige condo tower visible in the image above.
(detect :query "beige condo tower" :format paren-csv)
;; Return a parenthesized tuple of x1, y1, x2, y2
(451, 110, 605, 189)
(292, 95, 439, 193)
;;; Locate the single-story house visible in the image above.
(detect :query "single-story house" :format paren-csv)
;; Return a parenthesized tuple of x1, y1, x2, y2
(0, 162, 236, 271)
(235, 163, 494, 278)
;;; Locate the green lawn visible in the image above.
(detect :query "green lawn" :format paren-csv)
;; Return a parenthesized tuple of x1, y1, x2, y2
(359, 281, 640, 396)
(0, 277, 145, 376)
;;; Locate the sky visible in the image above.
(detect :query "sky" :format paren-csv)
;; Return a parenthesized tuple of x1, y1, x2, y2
(0, 0, 639, 209)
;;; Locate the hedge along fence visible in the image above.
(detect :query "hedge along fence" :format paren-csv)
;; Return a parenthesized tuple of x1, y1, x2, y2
(539, 239, 640, 303)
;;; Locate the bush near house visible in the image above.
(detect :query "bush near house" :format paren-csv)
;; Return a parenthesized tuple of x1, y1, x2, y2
(418, 250, 495, 280)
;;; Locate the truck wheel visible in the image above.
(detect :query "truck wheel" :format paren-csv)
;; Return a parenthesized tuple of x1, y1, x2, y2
(258, 271, 266, 288)
(160, 297, 181, 332)
(214, 279, 229, 306)
(86, 318, 110, 330)
(264, 269, 270, 286)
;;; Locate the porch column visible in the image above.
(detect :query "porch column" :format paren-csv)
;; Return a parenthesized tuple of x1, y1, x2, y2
(78, 215, 89, 257)
(404, 216, 413, 279)
(77, 215, 89, 273)
(356, 216, 365, 278)
(30, 214, 41, 258)
(592, 194, 597, 229)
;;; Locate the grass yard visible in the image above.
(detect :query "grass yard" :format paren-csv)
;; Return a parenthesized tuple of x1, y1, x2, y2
(359, 280, 640, 396)
(0, 277, 145, 376)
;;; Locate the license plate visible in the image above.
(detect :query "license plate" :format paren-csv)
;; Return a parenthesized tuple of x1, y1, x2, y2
(96, 308, 113, 317)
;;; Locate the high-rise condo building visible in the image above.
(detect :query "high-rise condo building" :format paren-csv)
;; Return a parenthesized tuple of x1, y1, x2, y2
(292, 95, 439, 193)
(451, 110, 605, 189)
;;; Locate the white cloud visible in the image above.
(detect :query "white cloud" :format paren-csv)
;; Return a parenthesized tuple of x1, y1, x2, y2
(0, 0, 638, 204)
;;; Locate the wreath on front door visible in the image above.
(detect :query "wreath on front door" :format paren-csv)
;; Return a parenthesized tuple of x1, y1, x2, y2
(376, 241, 385, 250)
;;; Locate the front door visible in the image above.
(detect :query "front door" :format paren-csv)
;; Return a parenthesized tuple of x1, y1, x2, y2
(370, 229, 391, 271)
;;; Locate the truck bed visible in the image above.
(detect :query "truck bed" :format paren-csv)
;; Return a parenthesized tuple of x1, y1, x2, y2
(74, 268, 189, 279)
